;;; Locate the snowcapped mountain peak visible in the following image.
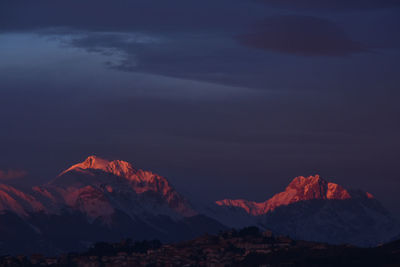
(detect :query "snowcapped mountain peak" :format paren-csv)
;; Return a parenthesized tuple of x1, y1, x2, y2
(0, 155, 197, 224)
(288, 174, 323, 188)
(215, 175, 352, 216)
(81, 155, 109, 169)
(211, 175, 399, 246)
(59, 155, 136, 178)
(50, 155, 197, 218)
(57, 155, 176, 190)
(285, 174, 351, 201)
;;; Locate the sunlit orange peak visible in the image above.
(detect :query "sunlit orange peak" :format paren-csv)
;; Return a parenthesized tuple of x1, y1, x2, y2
(59, 155, 135, 177)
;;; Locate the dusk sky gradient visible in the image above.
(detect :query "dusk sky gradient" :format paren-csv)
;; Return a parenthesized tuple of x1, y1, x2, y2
(1, 0, 399, 216)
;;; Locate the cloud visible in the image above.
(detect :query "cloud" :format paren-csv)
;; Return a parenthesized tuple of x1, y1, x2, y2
(0, 169, 27, 180)
(237, 15, 367, 56)
(53, 31, 278, 90)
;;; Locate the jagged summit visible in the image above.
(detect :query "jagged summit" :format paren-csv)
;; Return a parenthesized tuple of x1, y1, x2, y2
(56, 155, 184, 189)
(59, 155, 136, 178)
(0, 161, 396, 252)
(284, 174, 351, 201)
(0, 155, 222, 255)
(216, 175, 371, 216)
(0, 155, 197, 224)
(210, 175, 397, 247)
(52, 155, 197, 218)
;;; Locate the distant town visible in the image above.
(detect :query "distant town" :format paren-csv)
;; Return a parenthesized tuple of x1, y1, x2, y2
(1, 227, 399, 266)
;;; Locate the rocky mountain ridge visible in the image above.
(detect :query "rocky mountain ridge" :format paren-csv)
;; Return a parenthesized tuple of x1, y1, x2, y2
(216, 175, 367, 215)
(0, 157, 398, 254)
(0, 156, 224, 255)
(210, 175, 399, 246)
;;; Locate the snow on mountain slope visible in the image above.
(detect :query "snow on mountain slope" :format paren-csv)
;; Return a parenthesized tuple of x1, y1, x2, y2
(46, 155, 196, 220)
(0, 160, 397, 251)
(0, 184, 45, 216)
(0, 155, 196, 220)
(216, 175, 353, 216)
(211, 175, 399, 246)
(0, 156, 226, 254)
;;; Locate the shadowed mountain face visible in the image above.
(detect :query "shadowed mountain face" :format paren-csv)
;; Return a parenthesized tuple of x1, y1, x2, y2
(0, 156, 225, 255)
(46, 155, 197, 219)
(0, 159, 398, 254)
(209, 175, 399, 246)
(215, 175, 353, 216)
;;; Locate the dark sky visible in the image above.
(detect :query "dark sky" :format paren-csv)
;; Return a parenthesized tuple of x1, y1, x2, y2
(1, 0, 399, 216)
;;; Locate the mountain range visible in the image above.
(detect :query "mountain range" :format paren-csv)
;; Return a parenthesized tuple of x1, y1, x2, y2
(207, 175, 399, 246)
(0, 156, 398, 255)
(0, 156, 224, 255)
